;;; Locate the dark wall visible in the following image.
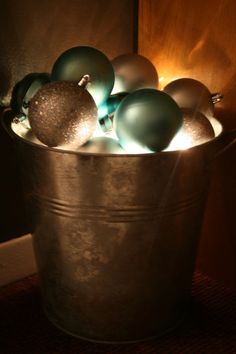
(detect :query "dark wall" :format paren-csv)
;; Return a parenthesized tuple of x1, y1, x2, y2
(0, 0, 137, 241)
(0, 0, 136, 106)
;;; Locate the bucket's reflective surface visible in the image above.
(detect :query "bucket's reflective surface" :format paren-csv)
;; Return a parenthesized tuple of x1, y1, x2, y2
(4, 111, 225, 342)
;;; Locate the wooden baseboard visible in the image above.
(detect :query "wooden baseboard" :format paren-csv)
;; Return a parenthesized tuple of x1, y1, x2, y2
(0, 234, 37, 287)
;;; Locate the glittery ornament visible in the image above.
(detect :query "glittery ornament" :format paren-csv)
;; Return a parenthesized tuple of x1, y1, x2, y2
(163, 78, 214, 118)
(114, 89, 183, 153)
(10, 72, 51, 117)
(111, 54, 158, 95)
(166, 108, 215, 151)
(28, 81, 97, 148)
(78, 137, 125, 154)
(51, 46, 114, 106)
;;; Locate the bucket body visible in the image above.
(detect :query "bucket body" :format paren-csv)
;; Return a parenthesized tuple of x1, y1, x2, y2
(9, 112, 218, 342)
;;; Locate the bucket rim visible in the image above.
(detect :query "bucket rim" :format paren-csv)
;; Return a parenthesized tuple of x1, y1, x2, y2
(2, 108, 225, 158)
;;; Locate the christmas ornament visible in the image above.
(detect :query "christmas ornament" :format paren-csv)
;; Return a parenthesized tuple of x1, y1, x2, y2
(78, 136, 125, 154)
(98, 115, 113, 133)
(163, 78, 214, 118)
(28, 81, 97, 148)
(111, 53, 158, 95)
(11, 72, 51, 118)
(51, 46, 114, 106)
(98, 92, 128, 118)
(98, 92, 128, 133)
(166, 108, 215, 151)
(114, 88, 183, 153)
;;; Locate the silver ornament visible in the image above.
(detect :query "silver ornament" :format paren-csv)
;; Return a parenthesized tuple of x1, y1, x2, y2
(114, 88, 183, 153)
(111, 53, 158, 95)
(28, 81, 97, 148)
(163, 78, 214, 118)
(78, 137, 125, 154)
(51, 46, 114, 106)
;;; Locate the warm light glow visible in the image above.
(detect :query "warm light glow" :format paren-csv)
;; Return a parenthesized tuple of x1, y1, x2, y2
(107, 129, 119, 141)
(12, 118, 30, 134)
(208, 116, 222, 136)
(158, 74, 182, 90)
(12, 113, 223, 154)
(165, 117, 223, 151)
(91, 122, 119, 141)
(76, 124, 91, 139)
(118, 140, 152, 154)
(111, 76, 125, 95)
(92, 123, 107, 138)
(165, 129, 193, 151)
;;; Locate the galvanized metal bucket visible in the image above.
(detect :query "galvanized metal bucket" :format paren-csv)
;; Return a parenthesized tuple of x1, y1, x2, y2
(3, 111, 236, 343)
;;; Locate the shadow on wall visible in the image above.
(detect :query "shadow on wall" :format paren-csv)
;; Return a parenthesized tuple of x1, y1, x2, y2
(0, 109, 30, 241)
(0, 63, 11, 107)
(0, 0, 135, 106)
(197, 108, 236, 290)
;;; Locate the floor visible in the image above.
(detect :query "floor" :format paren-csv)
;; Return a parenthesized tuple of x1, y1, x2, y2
(0, 272, 236, 353)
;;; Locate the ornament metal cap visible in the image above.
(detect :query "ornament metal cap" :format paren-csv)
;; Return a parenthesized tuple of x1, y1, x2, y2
(78, 74, 91, 89)
(211, 92, 224, 104)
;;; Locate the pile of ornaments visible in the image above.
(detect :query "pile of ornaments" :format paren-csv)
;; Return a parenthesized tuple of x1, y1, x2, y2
(11, 45, 219, 154)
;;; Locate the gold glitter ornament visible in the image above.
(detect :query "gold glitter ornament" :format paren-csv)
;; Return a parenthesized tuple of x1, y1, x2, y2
(28, 81, 97, 148)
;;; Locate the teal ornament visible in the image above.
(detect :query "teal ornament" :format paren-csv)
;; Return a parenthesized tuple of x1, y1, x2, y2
(111, 53, 158, 95)
(114, 89, 183, 153)
(51, 46, 114, 106)
(98, 92, 128, 133)
(28, 81, 97, 148)
(164, 78, 214, 118)
(98, 92, 128, 119)
(10, 72, 51, 117)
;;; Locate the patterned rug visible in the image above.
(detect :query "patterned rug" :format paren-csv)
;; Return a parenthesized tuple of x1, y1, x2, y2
(0, 273, 236, 353)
